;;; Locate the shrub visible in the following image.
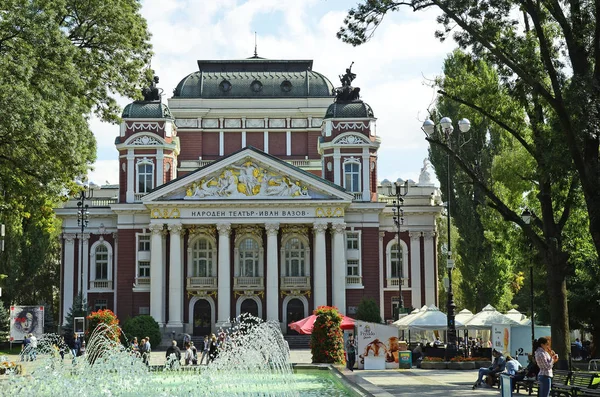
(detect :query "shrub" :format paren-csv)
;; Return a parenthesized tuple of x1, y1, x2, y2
(423, 356, 444, 362)
(355, 297, 382, 323)
(86, 309, 120, 343)
(122, 315, 161, 349)
(310, 306, 345, 365)
(450, 356, 479, 362)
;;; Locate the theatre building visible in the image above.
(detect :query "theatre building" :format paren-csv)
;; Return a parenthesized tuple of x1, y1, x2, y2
(56, 58, 442, 338)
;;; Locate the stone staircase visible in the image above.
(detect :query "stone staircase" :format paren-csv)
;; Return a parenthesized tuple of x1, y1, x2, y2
(284, 334, 311, 350)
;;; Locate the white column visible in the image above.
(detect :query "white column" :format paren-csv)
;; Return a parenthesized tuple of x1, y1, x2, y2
(113, 232, 118, 316)
(241, 131, 246, 147)
(331, 222, 346, 312)
(167, 223, 183, 329)
(378, 231, 385, 323)
(82, 234, 90, 297)
(263, 130, 269, 153)
(219, 130, 224, 156)
(333, 149, 341, 186)
(423, 232, 436, 305)
(156, 148, 164, 186)
(409, 232, 422, 308)
(216, 223, 231, 327)
(312, 222, 328, 308)
(265, 223, 280, 322)
(362, 148, 370, 201)
(62, 234, 76, 324)
(150, 223, 165, 326)
(286, 131, 291, 155)
(126, 149, 134, 203)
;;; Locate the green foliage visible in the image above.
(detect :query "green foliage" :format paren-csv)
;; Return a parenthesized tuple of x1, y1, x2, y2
(122, 315, 161, 349)
(0, 0, 152, 324)
(310, 306, 345, 364)
(0, 300, 9, 341)
(355, 297, 382, 323)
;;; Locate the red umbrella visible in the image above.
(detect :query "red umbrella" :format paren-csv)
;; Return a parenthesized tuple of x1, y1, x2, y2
(288, 314, 355, 335)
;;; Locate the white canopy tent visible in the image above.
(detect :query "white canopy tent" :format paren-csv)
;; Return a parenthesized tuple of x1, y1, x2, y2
(455, 309, 474, 326)
(463, 304, 521, 330)
(393, 305, 427, 328)
(505, 309, 528, 323)
(404, 305, 465, 331)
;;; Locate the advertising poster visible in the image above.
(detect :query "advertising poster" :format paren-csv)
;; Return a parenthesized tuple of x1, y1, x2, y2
(356, 320, 400, 370)
(10, 306, 44, 341)
(510, 325, 551, 366)
(492, 324, 511, 354)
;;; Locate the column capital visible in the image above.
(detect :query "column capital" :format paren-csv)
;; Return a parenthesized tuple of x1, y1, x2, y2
(313, 222, 328, 234)
(264, 222, 280, 236)
(217, 223, 231, 236)
(149, 223, 163, 234)
(168, 223, 183, 235)
(112, 232, 118, 241)
(63, 233, 76, 243)
(409, 231, 422, 240)
(331, 222, 347, 234)
(423, 231, 436, 240)
(81, 233, 91, 242)
(379, 231, 385, 241)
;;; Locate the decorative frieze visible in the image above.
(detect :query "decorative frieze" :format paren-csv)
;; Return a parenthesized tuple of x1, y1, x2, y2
(150, 208, 180, 219)
(175, 119, 198, 128)
(291, 119, 308, 128)
(311, 118, 323, 127)
(315, 207, 344, 218)
(186, 225, 216, 236)
(246, 119, 264, 128)
(234, 225, 263, 242)
(131, 135, 161, 146)
(281, 225, 308, 236)
(336, 134, 369, 145)
(224, 119, 241, 128)
(128, 122, 165, 132)
(202, 119, 219, 128)
(332, 121, 369, 131)
(269, 119, 285, 128)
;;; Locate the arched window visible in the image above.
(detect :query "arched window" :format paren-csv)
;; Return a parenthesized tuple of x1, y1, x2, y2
(137, 160, 154, 193)
(95, 245, 109, 280)
(386, 239, 409, 288)
(343, 160, 361, 192)
(284, 237, 305, 277)
(390, 243, 403, 278)
(192, 237, 214, 277)
(239, 238, 259, 277)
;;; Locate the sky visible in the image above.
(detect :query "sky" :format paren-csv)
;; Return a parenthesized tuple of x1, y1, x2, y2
(88, 0, 457, 186)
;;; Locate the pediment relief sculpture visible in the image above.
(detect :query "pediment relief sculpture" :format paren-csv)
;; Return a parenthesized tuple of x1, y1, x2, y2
(184, 160, 310, 200)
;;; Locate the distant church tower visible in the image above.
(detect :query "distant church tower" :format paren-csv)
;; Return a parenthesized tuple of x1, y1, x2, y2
(319, 63, 380, 202)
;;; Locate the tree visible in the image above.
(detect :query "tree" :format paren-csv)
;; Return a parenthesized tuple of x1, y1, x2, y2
(338, 1, 597, 366)
(0, 0, 152, 314)
(0, 300, 9, 341)
(356, 297, 382, 323)
(122, 315, 161, 349)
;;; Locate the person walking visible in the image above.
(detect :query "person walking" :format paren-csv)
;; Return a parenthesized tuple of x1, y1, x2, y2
(28, 333, 38, 361)
(345, 334, 356, 371)
(200, 336, 210, 365)
(534, 337, 558, 397)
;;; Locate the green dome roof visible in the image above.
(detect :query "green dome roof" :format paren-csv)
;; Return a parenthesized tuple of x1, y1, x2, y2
(324, 101, 374, 119)
(122, 101, 173, 119)
(173, 59, 335, 99)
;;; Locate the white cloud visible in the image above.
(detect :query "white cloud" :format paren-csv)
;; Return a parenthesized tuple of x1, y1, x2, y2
(90, 0, 455, 187)
(88, 160, 120, 186)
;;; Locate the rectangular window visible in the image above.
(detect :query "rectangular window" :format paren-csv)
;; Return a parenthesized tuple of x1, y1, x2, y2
(138, 235, 150, 251)
(138, 261, 150, 278)
(347, 259, 359, 276)
(391, 244, 403, 278)
(344, 163, 360, 192)
(138, 163, 154, 193)
(346, 232, 359, 250)
(95, 299, 108, 311)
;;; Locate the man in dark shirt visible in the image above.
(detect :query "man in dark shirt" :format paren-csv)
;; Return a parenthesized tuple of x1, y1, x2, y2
(165, 340, 181, 368)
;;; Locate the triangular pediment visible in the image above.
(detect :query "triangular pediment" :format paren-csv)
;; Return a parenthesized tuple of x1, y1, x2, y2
(142, 147, 353, 202)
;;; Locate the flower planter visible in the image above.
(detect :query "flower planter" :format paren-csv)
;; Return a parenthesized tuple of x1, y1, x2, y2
(448, 361, 476, 370)
(475, 360, 492, 368)
(421, 361, 448, 369)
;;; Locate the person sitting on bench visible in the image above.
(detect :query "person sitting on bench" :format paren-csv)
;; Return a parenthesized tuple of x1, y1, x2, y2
(473, 349, 506, 389)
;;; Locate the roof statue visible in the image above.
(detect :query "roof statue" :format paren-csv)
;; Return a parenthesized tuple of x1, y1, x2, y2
(419, 158, 433, 185)
(334, 62, 361, 102)
(142, 75, 162, 102)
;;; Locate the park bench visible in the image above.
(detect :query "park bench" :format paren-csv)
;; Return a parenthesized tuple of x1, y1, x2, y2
(551, 372, 600, 397)
(515, 370, 571, 395)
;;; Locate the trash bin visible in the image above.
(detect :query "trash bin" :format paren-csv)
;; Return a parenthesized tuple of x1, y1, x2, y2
(398, 351, 412, 369)
(500, 374, 512, 397)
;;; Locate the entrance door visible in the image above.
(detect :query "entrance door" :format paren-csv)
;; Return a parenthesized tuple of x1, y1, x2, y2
(240, 299, 259, 318)
(193, 299, 211, 336)
(286, 298, 305, 335)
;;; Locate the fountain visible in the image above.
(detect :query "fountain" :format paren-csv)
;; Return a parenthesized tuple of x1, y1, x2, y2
(2, 314, 357, 396)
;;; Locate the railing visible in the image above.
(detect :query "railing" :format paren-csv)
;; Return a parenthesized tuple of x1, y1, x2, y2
(65, 197, 118, 208)
(233, 277, 264, 290)
(378, 196, 395, 205)
(289, 160, 310, 167)
(353, 192, 364, 201)
(198, 160, 213, 167)
(134, 193, 146, 202)
(136, 277, 150, 286)
(346, 275, 362, 286)
(386, 277, 407, 288)
(280, 276, 310, 289)
(186, 277, 218, 290)
(91, 280, 113, 289)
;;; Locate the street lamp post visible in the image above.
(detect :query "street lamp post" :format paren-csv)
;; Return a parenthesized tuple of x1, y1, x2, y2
(388, 180, 409, 319)
(75, 180, 98, 310)
(422, 116, 471, 358)
(521, 209, 535, 352)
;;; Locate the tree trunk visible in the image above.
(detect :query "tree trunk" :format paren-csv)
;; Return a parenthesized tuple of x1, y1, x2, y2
(544, 250, 570, 369)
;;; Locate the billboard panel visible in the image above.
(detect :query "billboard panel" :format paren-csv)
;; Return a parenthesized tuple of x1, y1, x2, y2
(9, 306, 44, 341)
(356, 320, 400, 370)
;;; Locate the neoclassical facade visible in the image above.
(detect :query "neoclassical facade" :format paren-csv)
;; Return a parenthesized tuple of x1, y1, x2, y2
(56, 58, 442, 337)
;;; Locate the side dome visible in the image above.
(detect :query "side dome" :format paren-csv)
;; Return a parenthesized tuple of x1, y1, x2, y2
(324, 101, 374, 119)
(122, 102, 173, 119)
